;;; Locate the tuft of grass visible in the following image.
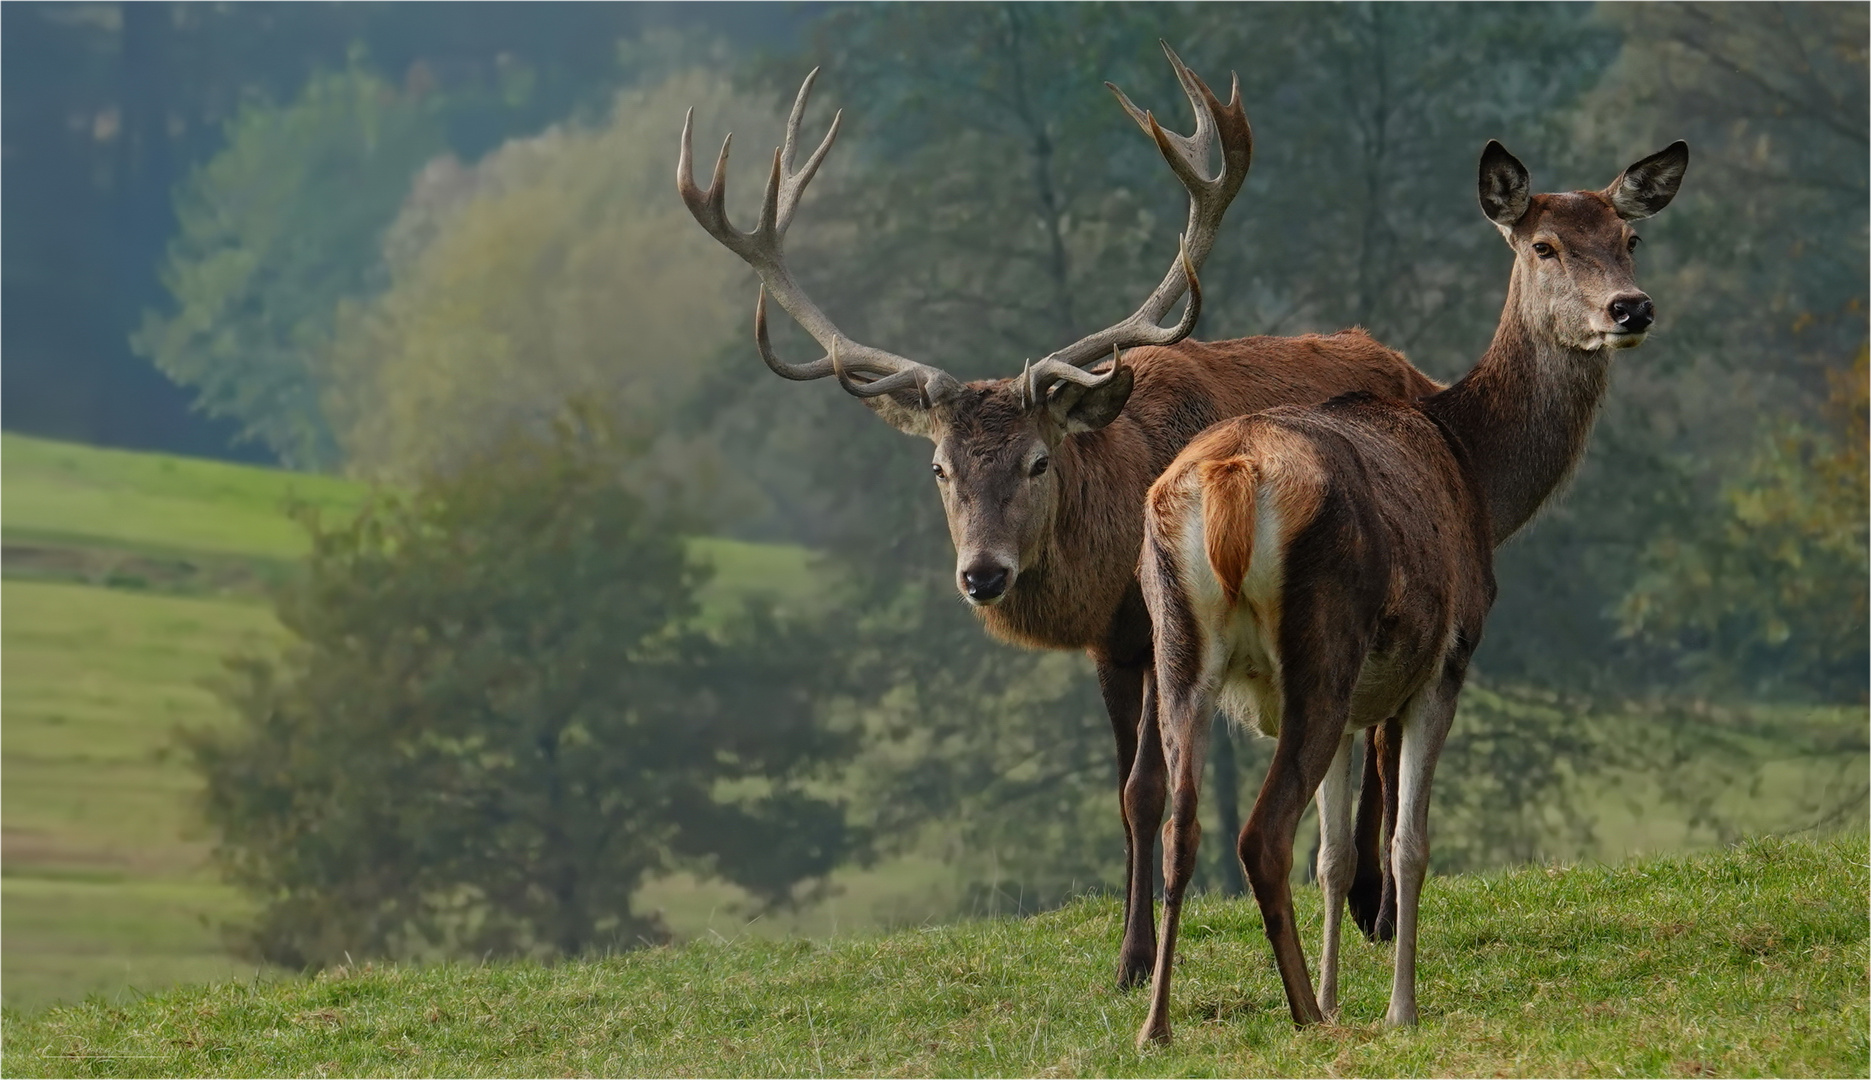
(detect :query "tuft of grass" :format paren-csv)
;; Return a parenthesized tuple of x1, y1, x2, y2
(4, 833, 1864, 1078)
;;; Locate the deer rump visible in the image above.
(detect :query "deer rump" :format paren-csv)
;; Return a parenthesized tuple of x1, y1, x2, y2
(1147, 394, 1493, 745)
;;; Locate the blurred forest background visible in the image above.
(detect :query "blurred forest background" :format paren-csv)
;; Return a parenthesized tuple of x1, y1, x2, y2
(3, 1, 1865, 1002)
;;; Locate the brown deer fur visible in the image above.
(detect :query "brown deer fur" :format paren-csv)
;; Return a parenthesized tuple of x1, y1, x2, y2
(1134, 140, 1688, 1042)
(905, 332, 1434, 989)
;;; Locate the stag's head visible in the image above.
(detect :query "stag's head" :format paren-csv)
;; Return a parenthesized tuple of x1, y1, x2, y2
(679, 44, 1250, 607)
(1480, 140, 1688, 353)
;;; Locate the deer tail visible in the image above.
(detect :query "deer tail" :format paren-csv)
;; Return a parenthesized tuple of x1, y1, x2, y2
(1199, 456, 1260, 608)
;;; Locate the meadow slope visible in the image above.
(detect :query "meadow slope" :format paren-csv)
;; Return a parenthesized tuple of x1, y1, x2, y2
(0, 434, 845, 1012)
(4, 833, 1865, 1078)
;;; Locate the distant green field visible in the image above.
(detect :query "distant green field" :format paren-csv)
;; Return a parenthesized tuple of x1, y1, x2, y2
(2, 433, 363, 561)
(5, 834, 1864, 1078)
(2, 581, 278, 1011)
(2, 433, 815, 612)
(0, 435, 846, 1012)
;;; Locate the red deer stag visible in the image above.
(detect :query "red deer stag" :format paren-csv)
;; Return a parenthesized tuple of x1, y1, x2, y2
(677, 45, 1437, 990)
(1135, 139, 1688, 1041)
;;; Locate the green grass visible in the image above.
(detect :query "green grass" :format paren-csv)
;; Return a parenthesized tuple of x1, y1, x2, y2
(2, 433, 819, 608)
(0, 435, 839, 1012)
(2, 581, 282, 1012)
(3, 833, 1863, 1078)
(2, 431, 1861, 1047)
(2, 433, 364, 562)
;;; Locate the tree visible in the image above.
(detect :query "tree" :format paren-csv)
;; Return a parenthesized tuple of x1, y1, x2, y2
(185, 408, 860, 967)
(323, 69, 772, 491)
(134, 60, 447, 468)
(1620, 347, 1868, 701)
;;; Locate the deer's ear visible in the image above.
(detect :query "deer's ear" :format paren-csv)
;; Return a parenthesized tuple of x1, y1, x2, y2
(1478, 140, 1531, 231)
(1604, 141, 1688, 222)
(1048, 364, 1134, 435)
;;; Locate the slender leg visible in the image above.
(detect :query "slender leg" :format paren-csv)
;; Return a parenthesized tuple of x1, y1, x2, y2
(1097, 661, 1163, 990)
(1374, 715, 1403, 942)
(1238, 703, 1348, 1028)
(1314, 733, 1358, 1019)
(1136, 678, 1214, 1046)
(1384, 686, 1458, 1027)
(1347, 727, 1387, 940)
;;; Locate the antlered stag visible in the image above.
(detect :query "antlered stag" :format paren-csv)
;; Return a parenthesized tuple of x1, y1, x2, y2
(677, 45, 1437, 989)
(1135, 140, 1688, 1041)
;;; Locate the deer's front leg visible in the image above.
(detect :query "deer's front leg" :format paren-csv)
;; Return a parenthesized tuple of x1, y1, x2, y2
(1347, 725, 1389, 940)
(1097, 660, 1162, 990)
(1385, 686, 1458, 1027)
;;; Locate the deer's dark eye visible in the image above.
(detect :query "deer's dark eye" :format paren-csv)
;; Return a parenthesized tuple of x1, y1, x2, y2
(1627, 235, 1641, 252)
(1029, 456, 1050, 478)
(1532, 242, 1557, 259)
(932, 462, 947, 480)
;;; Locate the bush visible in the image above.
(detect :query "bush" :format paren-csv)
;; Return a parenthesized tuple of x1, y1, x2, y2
(186, 410, 860, 968)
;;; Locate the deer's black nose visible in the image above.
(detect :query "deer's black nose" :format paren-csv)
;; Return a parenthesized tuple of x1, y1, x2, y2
(1609, 294, 1654, 333)
(962, 563, 1010, 602)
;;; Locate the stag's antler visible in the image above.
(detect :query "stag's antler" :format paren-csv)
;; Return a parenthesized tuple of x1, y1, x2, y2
(679, 45, 1251, 413)
(1034, 41, 1252, 372)
(678, 69, 963, 407)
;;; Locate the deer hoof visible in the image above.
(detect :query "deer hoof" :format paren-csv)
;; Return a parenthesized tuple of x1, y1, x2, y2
(1136, 1019, 1172, 1048)
(1115, 952, 1153, 991)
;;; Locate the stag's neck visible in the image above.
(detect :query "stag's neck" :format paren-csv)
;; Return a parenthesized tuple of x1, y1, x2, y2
(1424, 276, 1612, 545)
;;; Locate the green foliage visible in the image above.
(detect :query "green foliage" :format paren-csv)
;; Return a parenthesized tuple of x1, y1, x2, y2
(1620, 348, 1869, 700)
(184, 412, 860, 968)
(324, 69, 770, 489)
(134, 60, 447, 468)
(6, 834, 1866, 1077)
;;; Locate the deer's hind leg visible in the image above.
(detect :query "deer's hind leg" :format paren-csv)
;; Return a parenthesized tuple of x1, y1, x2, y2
(1135, 669, 1214, 1047)
(1314, 731, 1359, 1018)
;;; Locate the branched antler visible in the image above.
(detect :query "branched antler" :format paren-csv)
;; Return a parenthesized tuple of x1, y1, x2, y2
(1036, 41, 1251, 370)
(678, 44, 1251, 415)
(679, 69, 962, 404)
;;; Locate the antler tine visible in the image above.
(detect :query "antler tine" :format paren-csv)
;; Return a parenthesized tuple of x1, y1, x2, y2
(1042, 46, 1247, 371)
(677, 110, 737, 248)
(1023, 347, 1131, 410)
(1108, 42, 1220, 179)
(680, 71, 961, 407)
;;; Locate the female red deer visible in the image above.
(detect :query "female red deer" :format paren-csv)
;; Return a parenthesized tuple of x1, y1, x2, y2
(1134, 139, 1687, 1041)
(677, 46, 1438, 990)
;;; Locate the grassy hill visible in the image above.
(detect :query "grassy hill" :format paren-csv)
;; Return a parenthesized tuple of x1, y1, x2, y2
(4, 833, 1864, 1078)
(1, 435, 349, 1011)
(1, 434, 839, 1012)
(3, 432, 1864, 1026)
